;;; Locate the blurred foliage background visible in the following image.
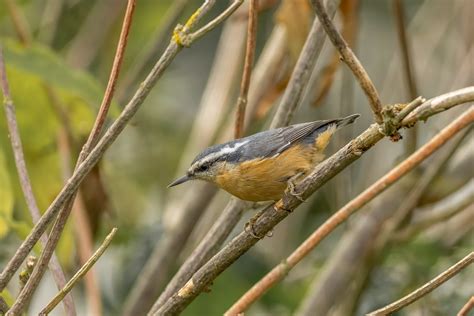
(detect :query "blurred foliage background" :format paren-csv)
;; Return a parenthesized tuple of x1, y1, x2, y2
(0, 0, 472, 315)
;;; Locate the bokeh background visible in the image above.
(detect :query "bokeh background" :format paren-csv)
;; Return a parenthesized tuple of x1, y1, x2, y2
(0, 0, 472, 315)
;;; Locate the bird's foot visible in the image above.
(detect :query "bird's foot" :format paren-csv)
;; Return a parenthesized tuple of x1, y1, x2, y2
(244, 207, 268, 239)
(287, 172, 305, 202)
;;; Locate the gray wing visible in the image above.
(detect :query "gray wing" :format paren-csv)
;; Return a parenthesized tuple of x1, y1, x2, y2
(234, 120, 334, 162)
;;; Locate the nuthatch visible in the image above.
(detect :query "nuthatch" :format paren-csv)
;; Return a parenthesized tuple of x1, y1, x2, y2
(168, 114, 360, 202)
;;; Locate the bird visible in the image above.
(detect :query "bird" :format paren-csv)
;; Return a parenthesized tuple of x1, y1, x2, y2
(168, 114, 360, 202)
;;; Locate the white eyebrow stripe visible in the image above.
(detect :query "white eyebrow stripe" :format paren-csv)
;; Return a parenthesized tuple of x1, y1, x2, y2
(190, 139, 250, 172)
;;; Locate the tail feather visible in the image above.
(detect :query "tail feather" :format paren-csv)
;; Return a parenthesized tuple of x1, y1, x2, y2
(335, 113, 360, 129)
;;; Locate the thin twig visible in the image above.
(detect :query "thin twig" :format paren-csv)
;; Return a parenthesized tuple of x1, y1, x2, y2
(152, 1, 339, 312)
(177, 0, 244, 46)
(367, 252, 474, 315)
(0, 46, 76, 315)
(123, 4, 246, 314)
(393, 0, 419, 154)
(57, 129, 103, 316)
(117, 0, 190, 103)
(3, 0, 31, 45)
(65, 0, 127, 68)
(311, 0, 384, 124)
(457, 296, 474, 316)
(371, 124, 472, 252)
(234, 0, 258, 138)
(39, 228, 118, 316)
(225, 107, 474, 315)
(0, 0, 240, 307)
(4, 2, 136, 314)
(155, 91, 474, 315)
(149, 199, 246, 313)
(403, 86, 474, 124)
(271, 0, 341, 128)
(394, 179, 474, 241)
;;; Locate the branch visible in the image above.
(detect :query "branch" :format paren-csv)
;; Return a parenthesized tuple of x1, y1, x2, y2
(175, 0, 244, 46)
(0, 46, 75, 315)
(117, 0, 190, 102)
(65, 0, 127, 68)
(5, 2, 136, 314)
(57, 130, 103, 316)
(149, 199, 246, 313)
(234, 0, 258, 138)
(394, 179, 474, 241)
(155, 90, 474, 315)
(457, 296, 474, 316)
(393, 0, 419, 153)
(3, 0, 31, 45)
(367, 252, 474, 315)
(225, 106, 474, 315)
(151, 1, 340, 311)
(123, 3, 246, 314)
(311, 0, 384, 124)
(39, 228, 118, 316)
(0, 0, 237, 295)
(271, 0, 340, 128)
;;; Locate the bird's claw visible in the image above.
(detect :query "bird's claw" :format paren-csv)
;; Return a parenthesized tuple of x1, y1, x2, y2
(287, 174, 305, 202)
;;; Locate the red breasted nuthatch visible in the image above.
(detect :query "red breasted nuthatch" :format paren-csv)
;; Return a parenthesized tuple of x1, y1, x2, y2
(168, 114, 359, 202)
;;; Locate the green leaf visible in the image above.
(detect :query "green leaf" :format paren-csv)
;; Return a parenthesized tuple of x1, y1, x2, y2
(2, 38, 103, 107)
(0, 150, 13, 238)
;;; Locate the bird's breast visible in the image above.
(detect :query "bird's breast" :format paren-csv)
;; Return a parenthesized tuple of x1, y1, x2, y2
(215, 144, 324, 201)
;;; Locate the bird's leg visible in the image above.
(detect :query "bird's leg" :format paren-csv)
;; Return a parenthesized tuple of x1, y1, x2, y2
(244, 203, 271, 239)
(287, 172, 305, 202)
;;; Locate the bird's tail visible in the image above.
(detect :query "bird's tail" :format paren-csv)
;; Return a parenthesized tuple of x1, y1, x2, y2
(335, 113, 360, 129)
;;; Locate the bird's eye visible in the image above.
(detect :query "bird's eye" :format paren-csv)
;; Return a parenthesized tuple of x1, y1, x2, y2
(197, 164, 208, 172)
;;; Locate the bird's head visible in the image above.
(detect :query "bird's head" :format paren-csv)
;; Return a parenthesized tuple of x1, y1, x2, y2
(168, 140, 248, 187)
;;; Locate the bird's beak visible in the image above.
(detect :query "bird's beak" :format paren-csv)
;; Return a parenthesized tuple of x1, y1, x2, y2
(167, 174, 191, 188)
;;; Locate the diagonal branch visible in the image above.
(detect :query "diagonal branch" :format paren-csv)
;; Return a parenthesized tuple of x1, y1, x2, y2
(5, 1, 136, 314)
(225, 106, 474, 315)
(367, 252, 474, 316)
(150, 1, 341, 312)
(271, 0, 341, 128)
(311, 0, 384, 124)
(39, 228, 118, 316)
(0, 0, 246, 309)
(393, 0, 419, 154)
(0, 46, 75, 315)
(155, 90, 474, 315)
(234, 0, 258, 138)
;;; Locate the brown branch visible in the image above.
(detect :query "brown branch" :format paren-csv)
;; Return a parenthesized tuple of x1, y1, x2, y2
(394, 179, 474, 241)
(0, 46, 76, 315)
(457, 296, 474, 316)
(155, 90, 474, 315)
(3, 0, 31, 45)
(117, 0, 190, 103)
(371, 123, 472, 253)
(271, 0, 341, 128)
(367, 252, 474, 315)
(176, 0, 244, 46)
(57, 130, 102, 316)
(65, 0, 127, 68)
(151, 1, 339, 312)
(123, 4, 247, 314)
(0, 0, 241, 310)
(311, 0, 384, 124)
(402, 86, 474, 125)
(234, 0, 258, 138)
(39, 228, 118, 316)
(225, 106, 474, 315)
(149, 199, 246, 313)
(5, 2, 136, 314)
(393, 0, 419, 154)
